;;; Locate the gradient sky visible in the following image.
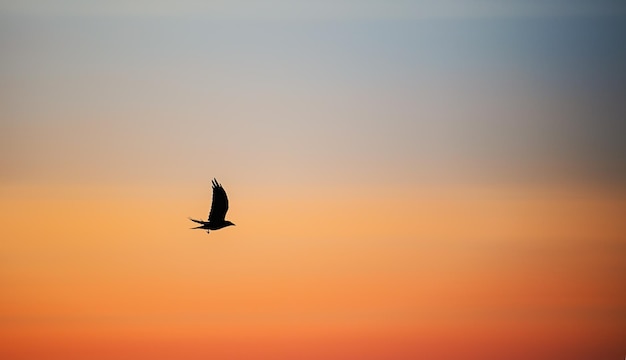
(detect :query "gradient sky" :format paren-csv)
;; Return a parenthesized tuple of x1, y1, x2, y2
(1, 1, 625, 359)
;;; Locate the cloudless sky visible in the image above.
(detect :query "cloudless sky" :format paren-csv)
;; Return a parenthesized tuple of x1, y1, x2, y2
(1, 1, 625, 359)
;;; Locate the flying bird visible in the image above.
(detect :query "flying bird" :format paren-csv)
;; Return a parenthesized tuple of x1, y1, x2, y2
(189, 178, 235, 234)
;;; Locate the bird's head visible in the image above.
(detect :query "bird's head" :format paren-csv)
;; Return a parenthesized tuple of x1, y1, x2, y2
(225, 221, 236, 227)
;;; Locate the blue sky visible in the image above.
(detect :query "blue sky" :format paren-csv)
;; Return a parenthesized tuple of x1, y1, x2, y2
(1, 1, 625, 187)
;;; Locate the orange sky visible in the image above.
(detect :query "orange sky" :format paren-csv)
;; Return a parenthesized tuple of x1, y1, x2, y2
(1, 182, 624, 359)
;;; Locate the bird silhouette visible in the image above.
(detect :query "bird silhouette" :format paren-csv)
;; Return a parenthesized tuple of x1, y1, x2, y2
(189, 178, 235, 234)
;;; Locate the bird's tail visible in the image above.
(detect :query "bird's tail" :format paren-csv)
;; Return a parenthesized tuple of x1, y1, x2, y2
(189, 217, 205, 225)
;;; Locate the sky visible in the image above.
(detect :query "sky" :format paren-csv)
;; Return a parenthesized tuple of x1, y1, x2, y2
(1, 1, 625, 359)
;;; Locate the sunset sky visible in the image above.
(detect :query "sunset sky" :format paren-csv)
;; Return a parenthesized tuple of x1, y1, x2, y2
(1, 1, 625, 359)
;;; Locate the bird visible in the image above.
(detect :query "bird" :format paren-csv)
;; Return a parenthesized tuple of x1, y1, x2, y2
(189, 178, 235, 234)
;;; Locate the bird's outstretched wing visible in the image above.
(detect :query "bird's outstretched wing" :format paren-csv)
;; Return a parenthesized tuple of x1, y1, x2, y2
(208, 178, 229, 222)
